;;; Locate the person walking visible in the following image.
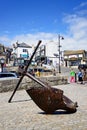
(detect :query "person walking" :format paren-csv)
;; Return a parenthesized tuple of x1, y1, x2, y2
(78, 69, 83, 84)
(70, 68, 75, 83)
(53, 69, 56, 76)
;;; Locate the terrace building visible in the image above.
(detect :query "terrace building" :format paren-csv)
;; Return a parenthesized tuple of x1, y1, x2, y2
(12, 42, 32, 65)
(64, 50, 87, 67)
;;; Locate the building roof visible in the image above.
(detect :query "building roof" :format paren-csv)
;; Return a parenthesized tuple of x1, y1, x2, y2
(17, 42, 32, 48)
(64, 50, 86, 56)
(0, 43, 4, 47)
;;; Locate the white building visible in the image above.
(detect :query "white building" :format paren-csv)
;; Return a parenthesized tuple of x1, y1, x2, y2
(45, 42, 59, 67)
(35, 42, 63, 67)
(12, 42, 32, 59)
(12, 41, 64, 67)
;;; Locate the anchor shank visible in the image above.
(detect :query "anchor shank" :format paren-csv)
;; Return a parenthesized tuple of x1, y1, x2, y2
(26, 72, 50, 88)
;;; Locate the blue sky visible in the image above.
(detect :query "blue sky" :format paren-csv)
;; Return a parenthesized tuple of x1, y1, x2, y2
(0, 0, 87, 50)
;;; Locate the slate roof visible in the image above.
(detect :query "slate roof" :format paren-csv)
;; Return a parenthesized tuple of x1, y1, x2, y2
(64, 50, 86, 56)
(17, 42, 32, 48)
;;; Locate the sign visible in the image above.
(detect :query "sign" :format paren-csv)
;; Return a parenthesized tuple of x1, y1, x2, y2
(69, 55, 77, 58)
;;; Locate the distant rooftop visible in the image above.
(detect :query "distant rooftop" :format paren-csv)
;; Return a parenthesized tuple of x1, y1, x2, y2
(17, 42, 32, 48)
(64, 50, 86, 55)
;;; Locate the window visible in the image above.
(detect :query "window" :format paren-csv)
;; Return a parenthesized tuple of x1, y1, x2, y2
(23, 49, 27, 52)
(70, 60, 81, 66)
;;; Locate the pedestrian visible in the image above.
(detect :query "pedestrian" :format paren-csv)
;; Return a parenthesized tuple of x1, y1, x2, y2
(32, 69, 35, 76)
(35, 69, 40, 77)
(78, 69, 83, 84)
(18, 65, 24, 76)
(53, 69, 56, 76)
(70, 68, 75, 83)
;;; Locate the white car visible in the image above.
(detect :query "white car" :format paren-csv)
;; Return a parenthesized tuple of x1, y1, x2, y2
(42, 64, 54, 70)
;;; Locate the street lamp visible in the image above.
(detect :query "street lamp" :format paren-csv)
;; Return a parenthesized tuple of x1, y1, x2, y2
(0, 58, 5, 72)
(58, 34, 64, 73)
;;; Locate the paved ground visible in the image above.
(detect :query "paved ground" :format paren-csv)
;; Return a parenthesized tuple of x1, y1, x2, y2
(0, 82, 87, 130)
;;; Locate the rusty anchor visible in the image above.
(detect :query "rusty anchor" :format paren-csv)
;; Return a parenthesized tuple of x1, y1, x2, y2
(8, 40, 78, 114)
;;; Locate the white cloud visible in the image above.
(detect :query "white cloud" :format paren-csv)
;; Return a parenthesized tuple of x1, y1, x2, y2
(79, 2, 87, 7)
(74, 2, 87, 10)
(11, 5, 87, 51)
(0, 35, 11, 46)
(62, 7, 87, 50)
(0, 2, 87, 51)
(10, 32, 58, 46)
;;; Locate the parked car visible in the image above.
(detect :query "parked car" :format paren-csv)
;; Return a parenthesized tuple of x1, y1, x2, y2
(42, 64, 54, 70)
(0, 72, 19, 79)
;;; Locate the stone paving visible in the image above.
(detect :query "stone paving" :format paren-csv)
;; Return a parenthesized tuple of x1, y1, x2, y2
(0, 82, 87, 130)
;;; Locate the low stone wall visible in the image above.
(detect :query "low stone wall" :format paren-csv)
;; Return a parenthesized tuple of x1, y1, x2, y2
(0, 75, 68, 93)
